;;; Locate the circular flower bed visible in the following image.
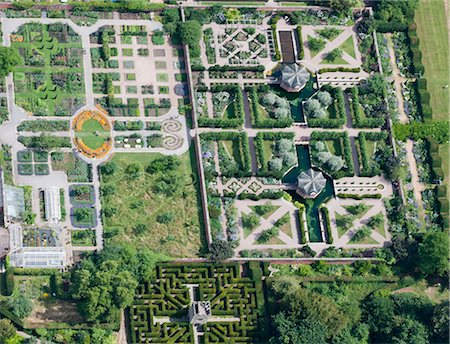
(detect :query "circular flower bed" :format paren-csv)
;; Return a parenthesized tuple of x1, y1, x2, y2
(73, 110, 112, 158)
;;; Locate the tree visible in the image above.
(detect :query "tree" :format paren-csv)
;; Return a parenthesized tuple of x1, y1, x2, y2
(71, 260, 138, 323)
(391, 317, 429, 344)
(282, 152, 297, 166)
(0, 319, 16, 343)
(308, 37, 326, 52)
(125, 163, 142, 179)
(0, 47, 21, 78)
(178, 20, 202, 48)
(317, 151, 333, 164)
(431, 301, 449, 341)
(330, 0, 357, 17)
(316, 91, 333, 107)
(276, 139, 293, 152)
(273, 107, 290, 119)
(207, 240, 234, 262)
(100, 161, 117, 175)
(326, 48, 343, 62)
(418, 232, 449, 276)
(311, 107, 326, 119)
(262, 92, 277, 106)
(271, 313, 327, 344)
(304, 99, 321, 116)
(269, 157, 283, 171)
(327, 155, 344, 171)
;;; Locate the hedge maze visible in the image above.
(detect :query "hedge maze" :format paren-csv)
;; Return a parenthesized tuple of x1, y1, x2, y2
(129, 263, 269, 343)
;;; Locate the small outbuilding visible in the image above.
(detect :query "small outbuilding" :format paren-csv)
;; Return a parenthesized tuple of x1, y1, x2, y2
(280, 63, 310, 92)
(296, 169, 326, 198)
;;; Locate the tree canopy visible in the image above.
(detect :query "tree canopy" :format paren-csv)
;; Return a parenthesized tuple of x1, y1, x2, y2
(418, 232, 449, 277)
(0, 47, 21, 78)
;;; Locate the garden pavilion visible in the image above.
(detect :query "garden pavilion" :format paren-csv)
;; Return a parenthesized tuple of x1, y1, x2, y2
(296, 168, 326, 198)
(280, 63, 310, 92)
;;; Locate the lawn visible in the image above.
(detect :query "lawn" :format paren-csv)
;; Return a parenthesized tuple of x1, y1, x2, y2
(415, 0, 449, 120)
(75, 118, 110, 149)
(339, 36, 356, 59)
(100, 149, 204, 257)
(415, 1, 449, 200)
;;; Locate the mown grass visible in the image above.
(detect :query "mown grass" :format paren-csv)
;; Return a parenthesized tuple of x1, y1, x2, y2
(415, 0, 449, 120)
(415, 0, 449, 199)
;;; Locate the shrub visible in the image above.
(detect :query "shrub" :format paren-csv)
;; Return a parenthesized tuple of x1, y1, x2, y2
(320, 206, 333, 244)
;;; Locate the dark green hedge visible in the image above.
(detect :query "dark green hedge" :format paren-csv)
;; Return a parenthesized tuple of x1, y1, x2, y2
(320, 206, 333, 244)
(294, 201, 307, 244)
(200, 131, 251, 175)
(337, 193, 382, 200)
(358, 131, 388, 177)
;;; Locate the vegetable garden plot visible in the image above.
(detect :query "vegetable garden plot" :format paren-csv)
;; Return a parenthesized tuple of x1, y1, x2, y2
(12, 23, 85, 116)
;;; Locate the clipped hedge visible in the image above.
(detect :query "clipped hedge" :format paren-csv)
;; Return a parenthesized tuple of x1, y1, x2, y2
(296, 25, 304, 59)
(200, 131, 251, 175)
(3, 268, 14, 296)
(318, 67, 360, 73)
(294, 201, 307, 244)
(393, 121, 449, 144)
(348, 87, 385, 128)
(237, 190, 284, 200)
(358, 131, 388, 177)
(249, 87, 294, 128)
(375, 20, 408, 33)
(320, 206, 333, 244)
(198, 85, 244, 128)
(337, 193, 382, 200)
(271, 24, 281, 61)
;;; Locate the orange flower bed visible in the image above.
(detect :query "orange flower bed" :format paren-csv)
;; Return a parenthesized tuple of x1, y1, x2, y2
(73, 110, 112, 159)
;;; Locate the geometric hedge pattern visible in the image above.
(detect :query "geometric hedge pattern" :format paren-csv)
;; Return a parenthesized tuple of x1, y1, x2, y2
(129, 263, 268, 343)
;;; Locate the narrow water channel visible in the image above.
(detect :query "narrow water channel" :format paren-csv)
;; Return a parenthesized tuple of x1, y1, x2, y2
(283, 145, 334, 242)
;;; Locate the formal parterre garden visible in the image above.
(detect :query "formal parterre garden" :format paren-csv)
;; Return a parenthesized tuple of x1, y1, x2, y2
(12, 23, 85, 116)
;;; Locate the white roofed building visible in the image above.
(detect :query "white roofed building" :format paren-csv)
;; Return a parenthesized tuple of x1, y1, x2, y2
(296, 169, 327, 199)
(280, 63, 310, 92)
(10, 247, 66, 268)
(44, 187, 61, 223)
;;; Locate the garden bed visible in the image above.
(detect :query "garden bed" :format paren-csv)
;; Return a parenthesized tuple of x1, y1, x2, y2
(71, 230, 96, 246)
(70, 207, 97, 228)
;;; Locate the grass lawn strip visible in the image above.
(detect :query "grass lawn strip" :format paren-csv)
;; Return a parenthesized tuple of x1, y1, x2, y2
(339, 36, 356, 58)
(415, 0, 449, 119)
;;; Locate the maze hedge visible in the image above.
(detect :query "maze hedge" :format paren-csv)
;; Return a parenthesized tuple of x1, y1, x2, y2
(129, 263, 269, 343)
